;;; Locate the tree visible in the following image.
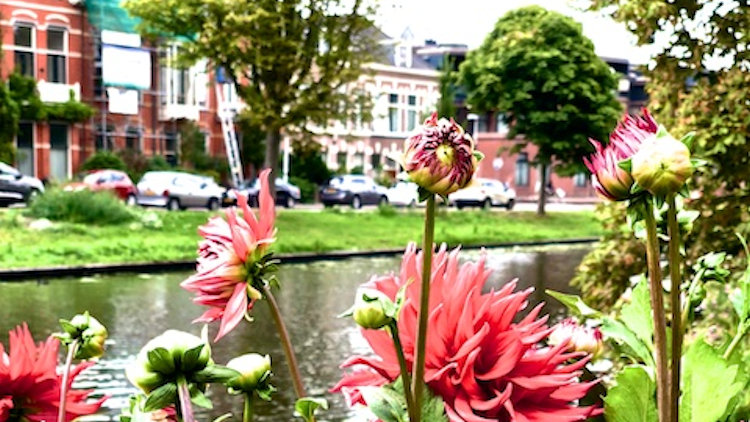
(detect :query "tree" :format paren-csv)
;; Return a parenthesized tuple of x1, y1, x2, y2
(124, 0, 377, 195)
(436, 57, 458, 119)
(460, 6, 621, 215)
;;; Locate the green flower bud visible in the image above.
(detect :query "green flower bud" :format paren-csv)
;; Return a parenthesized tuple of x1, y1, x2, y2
(68, 313, 108, 360)
(631, 130, 692, 197)
(226, 354, 272, 393)
(126, 330, 212, 393)
(352, 290, 394, 330)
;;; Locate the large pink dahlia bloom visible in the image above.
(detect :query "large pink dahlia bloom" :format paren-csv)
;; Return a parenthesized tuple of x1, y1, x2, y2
(0, 324, 105, 422)
(181, 169, 276, 341)
(584, 108, 658, 201)
(332, 244, 600, 422)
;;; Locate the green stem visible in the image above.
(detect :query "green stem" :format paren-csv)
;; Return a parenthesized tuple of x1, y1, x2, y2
(389, 323, 416, 422)
(243, 393, 254, 422)
(644, 199, 671, 422)
(411, 194, 436, 422)
(723, 325, 748, 360)
(57, 339, 79, 422)
(261, 284, 311, 420)
(667, 194, 682, 422)
(176, 376, 195, 422)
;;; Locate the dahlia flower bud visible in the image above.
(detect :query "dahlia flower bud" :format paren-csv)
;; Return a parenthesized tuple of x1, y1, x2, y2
(631, 129, 692, 197)
(402, 112, 481, 196)
(548, 319, 603, 358)
(126, 330, 212, 393)
(226, 353, 272, 394)
(57, 312, 108, 360)
(351, 290, 395, 330)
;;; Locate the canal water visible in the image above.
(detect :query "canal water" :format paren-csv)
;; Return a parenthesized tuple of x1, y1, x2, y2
(0, 246, 589, 421)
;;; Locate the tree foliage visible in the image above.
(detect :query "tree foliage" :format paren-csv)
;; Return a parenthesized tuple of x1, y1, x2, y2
(574, 0, 750, 307)
(123, 0, 378, 191)
(459, 6, 622, 214)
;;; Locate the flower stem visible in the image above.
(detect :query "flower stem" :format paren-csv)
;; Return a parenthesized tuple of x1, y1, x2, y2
(57, 339, 79, 422)
(412, 194, 436, 422)
(667, 194, 682, 422)
(389, 323, 416, 422)
(644, 199, 671, 422)
(176, 376, 195, 422)
(243, 393, 254, 422)
(261, 284, 310, 418)
(723, 324, 748, 360)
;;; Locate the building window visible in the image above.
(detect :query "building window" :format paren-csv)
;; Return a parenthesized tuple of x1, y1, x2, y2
(407, 95, 417, 131)
(49, 123, 69, 180)
(165, 132, 178, 166)
(160, 45, 194, 106)
(126, 127, 141, 151)
(574, 172, 588, 187)
(371, 153, 381, 170)
(16, 122, 34, 176)
(388, 93, 399, 132)
(336, 151, 347, 170)
(13, 24, 35, 77)
(515, 152, 529, 187)
(46, 27, 67, 83)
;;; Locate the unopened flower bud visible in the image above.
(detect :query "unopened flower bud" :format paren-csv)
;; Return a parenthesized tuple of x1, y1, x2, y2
(69, 313, 108, 359)
(126, 330, 212, 393)
(226, 353, 272, 393)
(352, 290, 394, 330)
(548, 319, 603, 358)
(403, 112, 480, 196)
(631, 130, 692, 197)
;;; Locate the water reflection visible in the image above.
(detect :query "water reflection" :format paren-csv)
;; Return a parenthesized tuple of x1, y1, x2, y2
(0, 246, 589, 421)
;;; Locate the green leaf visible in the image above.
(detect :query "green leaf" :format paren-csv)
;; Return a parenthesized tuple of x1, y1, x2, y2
(294, 397, 328, 422)
(603, 365, 657, 422)
(192, 365, 240, 384)
(181, 344, 205, 372)
(58, 319, 77, 336)
(360, 387, 408, 422)
(680, 339, 743, 422)
(417, 187, 433, 203)
(545, 290, 601, 318)
(619, 279, 654, 348)
(600, 317, 654, 366)
(189, 385, 213, 409)
(143, 383, 178, 412)
(147, 348, 175, 374)
(618, 157, 632, 173)
(680, 132, 695, 149)
(473, 150, 485, 162)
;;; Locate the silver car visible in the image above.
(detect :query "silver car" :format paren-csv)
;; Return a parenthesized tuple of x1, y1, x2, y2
(136, 171, 226, 211)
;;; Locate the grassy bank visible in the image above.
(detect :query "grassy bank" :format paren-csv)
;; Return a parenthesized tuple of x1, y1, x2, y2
(0, 207, 602, 269)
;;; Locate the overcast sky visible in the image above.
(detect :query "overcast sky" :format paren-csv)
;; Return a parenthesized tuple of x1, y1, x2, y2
(374, 0, 658, 64)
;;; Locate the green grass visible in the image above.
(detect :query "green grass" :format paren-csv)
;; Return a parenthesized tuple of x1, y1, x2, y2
(0, 207, 602, 269)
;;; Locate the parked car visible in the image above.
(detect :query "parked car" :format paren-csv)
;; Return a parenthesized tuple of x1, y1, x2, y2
(320, 175, 388, 209)
(387, 180, 419, 207)
(0, 162, 44, 206)
(226, 178, 302, 208)
(64, 169, 137, 205)
(136, 171, 227, 211)
(450, 178, 516, 209)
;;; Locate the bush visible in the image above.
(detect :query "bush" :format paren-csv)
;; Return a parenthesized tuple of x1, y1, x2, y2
(289, 176, 316, 203)
(80, 152, 127, 173)
(25, 188, 136, 225)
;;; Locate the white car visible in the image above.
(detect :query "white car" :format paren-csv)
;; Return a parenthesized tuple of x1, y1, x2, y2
(387, 181, 419, 207)
(136, 171, 227, 211)
(450, 178, 516, 210)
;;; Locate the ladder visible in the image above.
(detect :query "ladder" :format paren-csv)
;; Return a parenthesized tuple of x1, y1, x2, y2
(215, 83, 244, 187)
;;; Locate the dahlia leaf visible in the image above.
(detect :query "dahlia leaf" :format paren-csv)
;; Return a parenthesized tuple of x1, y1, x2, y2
(619, 279, 654, 349)
(192, 365, 240, 384)
(181, 344, 206, 372)
(143, 383, 178, 412)
(603, 365, 657, 422)
(188, 385, 213, 409)
(545, 290, 601, 318)
(600, 317, 654, 366)
(361, 386, 407, 422)
(419, 387, 449, 422)
(680, 339, 743, 422)
(294, 397, 328, 422)
(147, 347, 176, 374)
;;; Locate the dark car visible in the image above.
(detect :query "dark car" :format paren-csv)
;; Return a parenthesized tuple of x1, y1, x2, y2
(320, 175, 388, 209)
(228, 178, 302, 208)
(64, 169, 138, 205)
(0, 162, 44, 206)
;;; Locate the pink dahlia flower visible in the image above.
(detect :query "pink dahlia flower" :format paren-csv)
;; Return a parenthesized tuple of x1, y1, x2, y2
(584, 108, 658, 201)
(0, 324, 106, 422)
(181, 169, 277, 341)
(548, 318, 604, 358)
(332, 244, 601, 422)
(403, 112, 480, 196)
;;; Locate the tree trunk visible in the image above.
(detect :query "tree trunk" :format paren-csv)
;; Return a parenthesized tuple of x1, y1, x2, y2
(264, 128, 281, 201)
(537, 163, 547, 216)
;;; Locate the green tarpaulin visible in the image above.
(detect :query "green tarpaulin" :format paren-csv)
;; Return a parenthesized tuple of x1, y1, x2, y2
(84, 0, 140, 33)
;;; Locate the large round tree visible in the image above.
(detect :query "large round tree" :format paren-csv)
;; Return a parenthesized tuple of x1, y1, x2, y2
(460, 6, 621, 215)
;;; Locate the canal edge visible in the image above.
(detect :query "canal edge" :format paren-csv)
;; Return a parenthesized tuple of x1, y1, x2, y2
(0, 237, 599, 282)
